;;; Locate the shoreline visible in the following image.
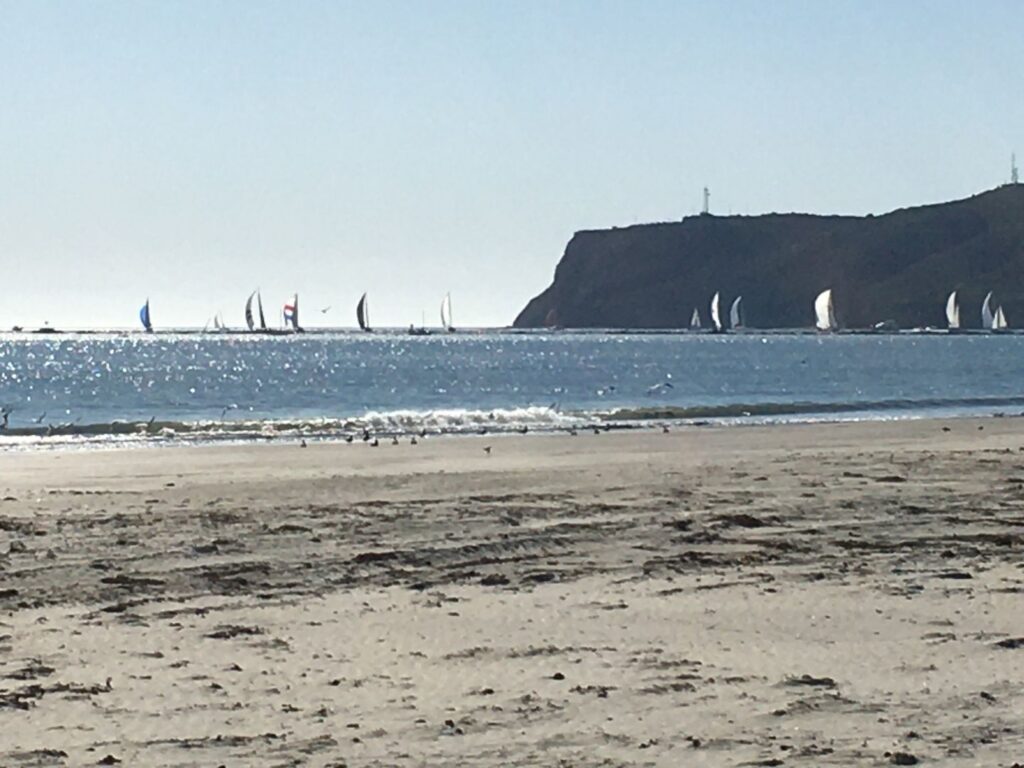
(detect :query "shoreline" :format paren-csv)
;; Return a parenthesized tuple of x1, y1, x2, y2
(2, 416, 1023, 765)
(3, 408, 1024, 453)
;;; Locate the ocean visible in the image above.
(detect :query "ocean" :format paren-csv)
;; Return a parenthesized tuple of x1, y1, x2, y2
(1, 330, 1023, 447)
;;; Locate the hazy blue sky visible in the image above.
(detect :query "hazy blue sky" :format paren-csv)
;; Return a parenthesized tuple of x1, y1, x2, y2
(1, 0, 1022, 329)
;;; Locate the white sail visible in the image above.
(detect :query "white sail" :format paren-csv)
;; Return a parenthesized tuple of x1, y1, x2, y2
(710, 292, 722, 331)
(690, 308, 701, 329)
(981, 291, 995, 329)
(245, 292, 256, 331)
(729, 295, 743, 329)
(945, 290, 959, 330)
(814, 288, 835, 331)
(995, 305, 1008, 330)
(441, 293, 453, 331)
(356, 293, 370, 332)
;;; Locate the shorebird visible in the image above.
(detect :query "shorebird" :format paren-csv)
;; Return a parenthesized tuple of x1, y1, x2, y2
(391, 436, 399, 445)
(362, 428, 371, 442)
(370, 438, 379, 447)
(300, 439, 308, 448)
(410, 436, 418, 445)
(344, 434, 354, 443)
(483, 445, 491, 455)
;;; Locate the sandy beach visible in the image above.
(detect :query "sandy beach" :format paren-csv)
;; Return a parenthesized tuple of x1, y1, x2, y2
(1, 419, 1023, 766)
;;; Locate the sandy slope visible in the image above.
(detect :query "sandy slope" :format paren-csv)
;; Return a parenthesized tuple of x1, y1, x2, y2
(1, 419, 1023, 766)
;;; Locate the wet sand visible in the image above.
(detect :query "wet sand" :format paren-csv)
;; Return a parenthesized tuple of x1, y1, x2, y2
(1, 419, 1023, 766)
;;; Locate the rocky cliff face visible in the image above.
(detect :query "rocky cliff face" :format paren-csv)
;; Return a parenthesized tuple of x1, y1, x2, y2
(514, 185, 1024, 329)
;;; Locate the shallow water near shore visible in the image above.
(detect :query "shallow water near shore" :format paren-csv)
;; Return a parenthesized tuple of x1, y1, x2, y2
(1, 330, 1024, 445)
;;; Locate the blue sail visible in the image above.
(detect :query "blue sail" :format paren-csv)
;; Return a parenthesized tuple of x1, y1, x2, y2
(139, 300, 152, 332)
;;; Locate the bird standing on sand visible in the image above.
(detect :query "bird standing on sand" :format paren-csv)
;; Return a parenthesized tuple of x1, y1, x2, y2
(391, 436, 399, 445)
(410, 436, 418, 445)
(483, 445, 492, 455)
(371, 438, 379, 447)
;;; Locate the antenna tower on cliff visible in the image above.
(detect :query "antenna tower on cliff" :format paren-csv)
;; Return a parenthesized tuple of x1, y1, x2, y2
(701, 186, 710, 215)
(1013, 153, 1020, 185)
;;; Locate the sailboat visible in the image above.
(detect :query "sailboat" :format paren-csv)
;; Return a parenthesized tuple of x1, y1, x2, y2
(690, 308, 702, 330)
(139, 299, 153, 333)
(283, 294, 302, 332)
(814, 289, 836, 332)
(995, 305, 1009, 331)
(356, 293, 371, 332)
(729, 296, 744, 330)
(709, 292, 723, 333)
(440, 293, 454, 332)
(981, 291, 995, 330)
(245, 290, 273, 333)
(945, 290, 960, 331)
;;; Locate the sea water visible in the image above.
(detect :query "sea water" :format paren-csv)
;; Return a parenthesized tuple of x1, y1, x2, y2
(1, 330, 1022, 446)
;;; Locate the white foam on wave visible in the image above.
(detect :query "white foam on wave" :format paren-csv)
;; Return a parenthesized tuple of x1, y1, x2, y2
(355, 405, 582, 433)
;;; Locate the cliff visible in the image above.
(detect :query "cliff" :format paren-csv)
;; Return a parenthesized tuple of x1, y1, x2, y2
(514, 185, 1024, 329)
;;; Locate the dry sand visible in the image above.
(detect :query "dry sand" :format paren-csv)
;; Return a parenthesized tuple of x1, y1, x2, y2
(1, 419, 1023, 767)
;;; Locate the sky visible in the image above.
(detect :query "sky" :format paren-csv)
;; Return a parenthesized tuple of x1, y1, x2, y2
(1, 0, 1022, 329)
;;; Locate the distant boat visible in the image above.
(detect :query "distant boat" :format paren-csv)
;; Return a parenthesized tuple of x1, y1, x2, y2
(690, 308, 702, 329)
(140, 299, 153, 333)
(982, 291, 995, 329)
(283, 294, 301, 332)
(356, 292, 371, 332)
(814, 289, 836, 331)
(440, 293, 454, 332)
(995, 305, 1008, 331)
(729, 296, 744, 329)
(710, 292, 723, 332)
(945, 290, 960, 330)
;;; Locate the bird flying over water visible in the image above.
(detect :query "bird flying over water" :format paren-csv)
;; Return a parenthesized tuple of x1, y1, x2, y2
(646, 381, 674, 395)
